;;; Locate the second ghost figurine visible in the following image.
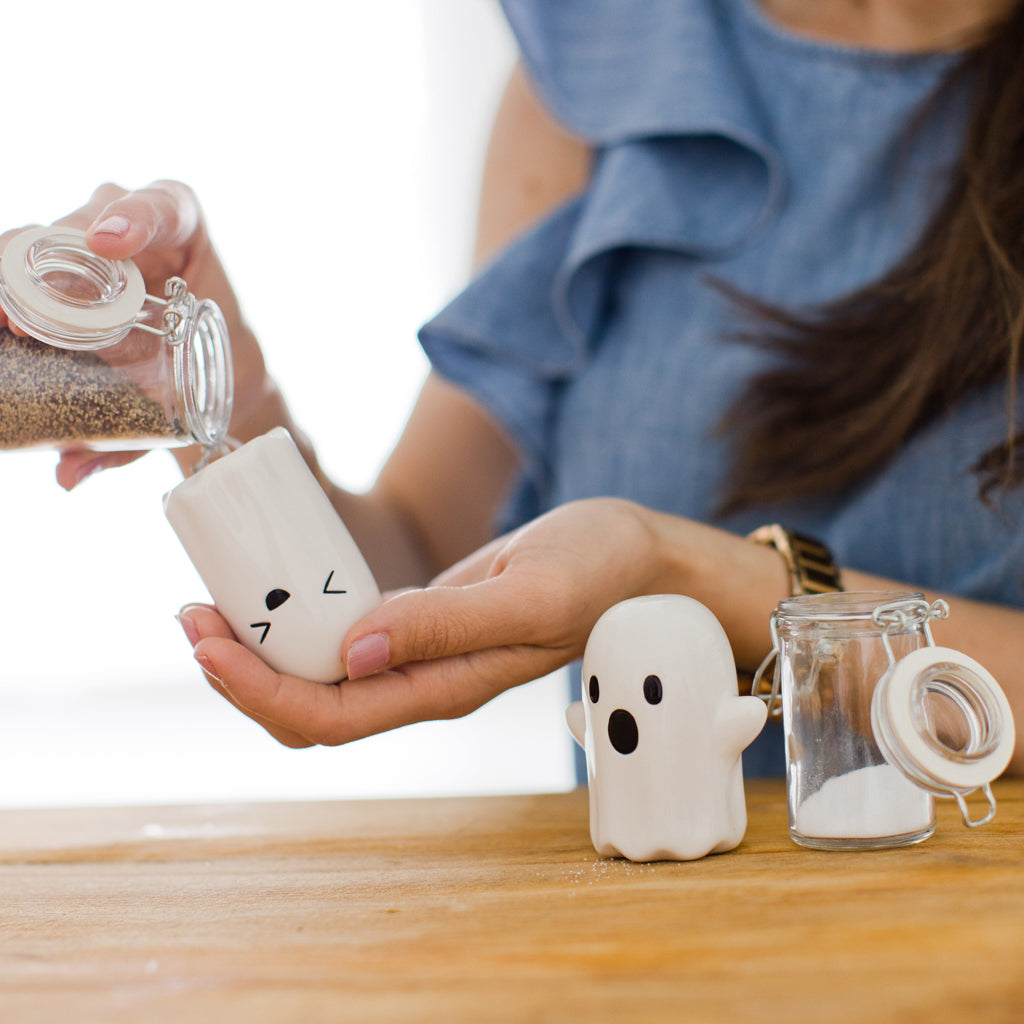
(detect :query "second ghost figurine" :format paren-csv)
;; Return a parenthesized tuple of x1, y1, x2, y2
(566, 594, 768, 862)
(164, 428, 381, 683)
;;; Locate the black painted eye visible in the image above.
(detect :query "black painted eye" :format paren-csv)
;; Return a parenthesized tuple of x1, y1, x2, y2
(643, 674, 663, 705)
(588, 675, 600, 703)
(323, 570, 347, 594)
(265, 588, 291, 611)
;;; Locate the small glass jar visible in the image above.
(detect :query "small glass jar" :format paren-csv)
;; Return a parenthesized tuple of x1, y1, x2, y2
(756, 591, 1015, 851)
(0, 226, 232, 455)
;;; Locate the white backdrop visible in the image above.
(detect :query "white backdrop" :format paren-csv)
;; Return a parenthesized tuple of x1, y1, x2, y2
(0, 1, 576, 806)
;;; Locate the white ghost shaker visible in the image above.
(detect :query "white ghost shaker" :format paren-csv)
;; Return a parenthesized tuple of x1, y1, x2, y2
(566, 594, 767, 862)
(164, 427, 381, 682)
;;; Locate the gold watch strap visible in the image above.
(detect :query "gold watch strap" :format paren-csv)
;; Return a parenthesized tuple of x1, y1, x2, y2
(741, 525, 843, 715)
(747, 524, 843, 596)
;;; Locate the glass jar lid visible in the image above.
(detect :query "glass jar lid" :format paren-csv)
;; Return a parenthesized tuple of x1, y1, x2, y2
(0, 226, 147, 349)
(872, 647, 1015, 831)
(871, 646, 1015, 799)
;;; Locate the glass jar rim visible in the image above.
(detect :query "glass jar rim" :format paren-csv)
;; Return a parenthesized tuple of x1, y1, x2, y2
(174, 298, 233, 448)
(777, 590, 926, 622)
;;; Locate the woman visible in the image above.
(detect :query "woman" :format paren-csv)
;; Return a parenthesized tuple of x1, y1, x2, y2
(7, 0, 1023, 774)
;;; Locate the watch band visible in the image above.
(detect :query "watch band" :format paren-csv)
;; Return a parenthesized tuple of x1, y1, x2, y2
(747, 524, 843, 596)
(742, 525, 842, 716)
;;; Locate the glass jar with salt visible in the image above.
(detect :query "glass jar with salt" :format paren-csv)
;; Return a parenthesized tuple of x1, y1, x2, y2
(0, 226, 232, 458)
(753, 591, 1015, 850)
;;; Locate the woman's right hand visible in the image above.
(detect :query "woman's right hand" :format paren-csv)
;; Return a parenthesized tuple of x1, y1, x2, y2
(0, 180, 276, 488)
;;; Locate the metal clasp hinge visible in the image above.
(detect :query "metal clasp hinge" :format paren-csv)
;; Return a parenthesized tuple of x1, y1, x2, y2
(873, 597, 949, 667)
(750, 611, 782, 720)
(133, 276, 195, 346)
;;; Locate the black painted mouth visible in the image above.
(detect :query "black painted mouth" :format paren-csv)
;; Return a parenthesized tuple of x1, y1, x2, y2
(608, 709, 638, 755)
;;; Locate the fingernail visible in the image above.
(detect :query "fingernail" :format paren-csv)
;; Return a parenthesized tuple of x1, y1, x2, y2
(347, 633, 390, 679)
(194, 651, 221, 682)
(92, 214, 130, 237)
(176, 611, 200, 648)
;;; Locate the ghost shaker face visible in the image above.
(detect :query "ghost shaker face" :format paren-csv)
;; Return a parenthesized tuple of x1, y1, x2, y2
(164, 428, 381, 682)
(589, 671, 663, 755)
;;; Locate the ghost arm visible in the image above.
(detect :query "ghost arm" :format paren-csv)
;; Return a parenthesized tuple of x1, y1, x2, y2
(716, 696, 769, 760)
(566, 701, 586, 749)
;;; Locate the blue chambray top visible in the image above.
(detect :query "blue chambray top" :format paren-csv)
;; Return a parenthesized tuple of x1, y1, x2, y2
(418, 0, 1024, 775)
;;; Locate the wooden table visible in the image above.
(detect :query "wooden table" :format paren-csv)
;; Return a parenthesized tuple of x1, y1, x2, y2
(0, 779, 1021, 1023)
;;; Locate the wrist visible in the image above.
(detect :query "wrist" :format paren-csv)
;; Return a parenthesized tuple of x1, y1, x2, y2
(640, 510, 800, 671)
(595, 499, 679, 598)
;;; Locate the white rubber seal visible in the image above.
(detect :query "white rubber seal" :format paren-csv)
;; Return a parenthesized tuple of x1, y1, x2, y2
(0, 226, 145, 346)
(872, 646, 1015, 794)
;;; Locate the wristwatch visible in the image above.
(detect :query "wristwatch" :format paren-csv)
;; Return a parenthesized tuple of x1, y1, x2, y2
(747, 524, 843, 596)
(743, 525, 843, 716)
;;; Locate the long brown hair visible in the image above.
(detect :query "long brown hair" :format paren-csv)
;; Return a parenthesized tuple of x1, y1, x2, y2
(717, 1, 1024, 515)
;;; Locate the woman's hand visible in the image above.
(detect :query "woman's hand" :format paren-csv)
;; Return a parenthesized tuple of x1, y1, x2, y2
(179, 492, 1024, 778)
(0, 180, 275, 489)
(177, 498, 682, 747)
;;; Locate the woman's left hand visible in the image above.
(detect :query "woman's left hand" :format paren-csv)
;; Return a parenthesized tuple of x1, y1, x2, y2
(179, 498, 680, 747)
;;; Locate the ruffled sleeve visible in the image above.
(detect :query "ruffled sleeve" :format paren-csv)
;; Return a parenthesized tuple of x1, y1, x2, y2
(420, 202, 584, 509)
(419, 0, 784, 526)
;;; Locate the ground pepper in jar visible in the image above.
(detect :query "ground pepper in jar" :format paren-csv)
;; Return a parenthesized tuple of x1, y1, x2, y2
(0, 227, 233, 454)
(0, 327, 180, 450)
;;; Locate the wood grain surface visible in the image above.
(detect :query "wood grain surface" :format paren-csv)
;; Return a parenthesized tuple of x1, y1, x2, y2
(0, 779, 1021, 1023)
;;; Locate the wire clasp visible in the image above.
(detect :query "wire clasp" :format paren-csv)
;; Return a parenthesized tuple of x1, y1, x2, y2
(134, 277, 195, 345)
(750, 611, 783, 720)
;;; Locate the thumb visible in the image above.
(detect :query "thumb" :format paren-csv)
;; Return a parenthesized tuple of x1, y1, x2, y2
(83, 180, 201, 262)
